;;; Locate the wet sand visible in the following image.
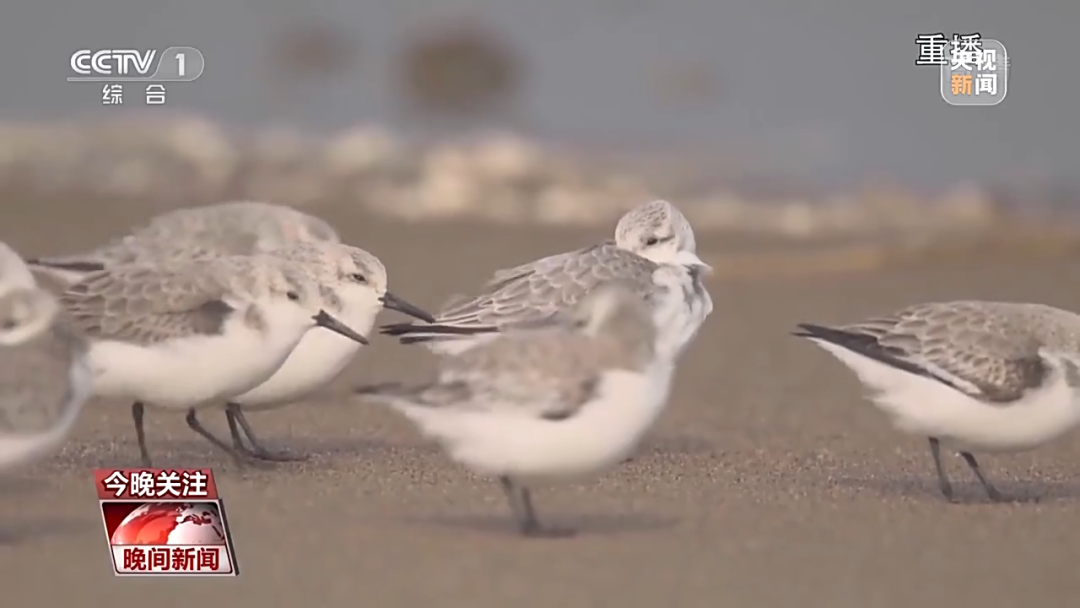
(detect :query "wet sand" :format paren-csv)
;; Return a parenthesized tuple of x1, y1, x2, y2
(1, 203, 1079, 607)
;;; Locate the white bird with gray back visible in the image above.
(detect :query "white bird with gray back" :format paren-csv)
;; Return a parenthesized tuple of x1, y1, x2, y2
(221, 242, 434, 461)
(380, 199, 713, 362)
(26, 200, 340, 288)
(794, 300, 1080, 503)
(25, 200, 371, 461)
(357, 281, 678, 537)
(58, 248, 371, 467)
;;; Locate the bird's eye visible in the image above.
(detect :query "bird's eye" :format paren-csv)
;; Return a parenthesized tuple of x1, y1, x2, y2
(644, 237, 660, 246)
(1, 319, 16, 330)
(350, 273, 368, 284)
(286, 291, 300, 301)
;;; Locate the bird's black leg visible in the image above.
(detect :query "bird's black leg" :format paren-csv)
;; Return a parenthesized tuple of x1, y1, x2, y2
(224, 405, 246, 451)
(959, 451, 1006, 502)
(929, 437, 957, 502)
(499, 476, 541, 535)
(185, 408, 262, 467)
(132, 402, 153, 468)
(226, 403, 308, 462)
(498, 476, 575, 538)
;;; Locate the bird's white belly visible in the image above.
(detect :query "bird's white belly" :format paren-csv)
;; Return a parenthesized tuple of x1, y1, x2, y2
(886, 385, 1080, 453)
(430, 361, 675, 484)
(88, 325, 305, 410)
(815, 339, 1080, 453)
(231, 329, 364, 409)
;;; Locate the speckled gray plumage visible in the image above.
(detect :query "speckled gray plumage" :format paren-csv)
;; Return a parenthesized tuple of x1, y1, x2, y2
(28, 201, 340, 280)
(360, 286, 657, 421)
(797, 301, 1080, 403)
(384, 242, 660, 339)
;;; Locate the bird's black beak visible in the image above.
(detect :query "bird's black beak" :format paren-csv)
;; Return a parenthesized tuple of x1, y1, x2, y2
(380, 291, 436, 323)
(312, 310, 369, 345)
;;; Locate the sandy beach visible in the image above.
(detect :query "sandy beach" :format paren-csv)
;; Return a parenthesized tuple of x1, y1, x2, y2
(1, 203, 1079, 607)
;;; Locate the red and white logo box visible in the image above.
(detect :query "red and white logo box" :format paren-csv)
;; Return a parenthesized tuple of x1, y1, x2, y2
(94, 468, 239, 577)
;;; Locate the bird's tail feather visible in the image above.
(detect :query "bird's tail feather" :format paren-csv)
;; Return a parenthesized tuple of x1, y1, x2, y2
(26, 257, 107, 274)
(379, 323, 499, 347)
(791, 323, 835, 339)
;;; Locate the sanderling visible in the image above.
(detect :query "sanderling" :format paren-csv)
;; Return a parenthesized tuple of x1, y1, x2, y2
(222, 242, 435, 462)
(27, 200, 339, 287)
(356, 282, 675, 537)
(59, 251, 370, 467)
(794, 300, 1080, 503)
(0, 243, 93, 472)
(379, 199, 713, 361)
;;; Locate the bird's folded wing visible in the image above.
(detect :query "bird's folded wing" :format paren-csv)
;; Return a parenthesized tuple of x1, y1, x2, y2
(438, 332, 603, 419)
(432, 242, 654, 330)
(428, 365, 596, 421)
(59, 264, 234, 346)
(824, 304, 1050, 403)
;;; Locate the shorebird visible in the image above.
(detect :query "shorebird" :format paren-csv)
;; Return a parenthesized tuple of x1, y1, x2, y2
(222, 242, 434, 461)
(379, 199, 713, 362)
(357, 282, 677, 537)
(26, 200, 340, 288)
(795, 300, 1080, 502)
(21, 201, 398, 461)
(59, 251, 370, 466)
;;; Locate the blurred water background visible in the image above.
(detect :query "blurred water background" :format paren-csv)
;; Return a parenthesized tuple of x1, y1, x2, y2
(1, 0, 1077, 240)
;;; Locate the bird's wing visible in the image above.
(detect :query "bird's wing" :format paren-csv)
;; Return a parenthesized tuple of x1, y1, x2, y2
(60, 264, 236, 346)
(433, 242, 657, 330)
(796, 301, 1053, 403)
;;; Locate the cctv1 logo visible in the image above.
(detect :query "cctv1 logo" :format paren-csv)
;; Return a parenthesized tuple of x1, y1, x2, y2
(69, 47, 204, 82)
